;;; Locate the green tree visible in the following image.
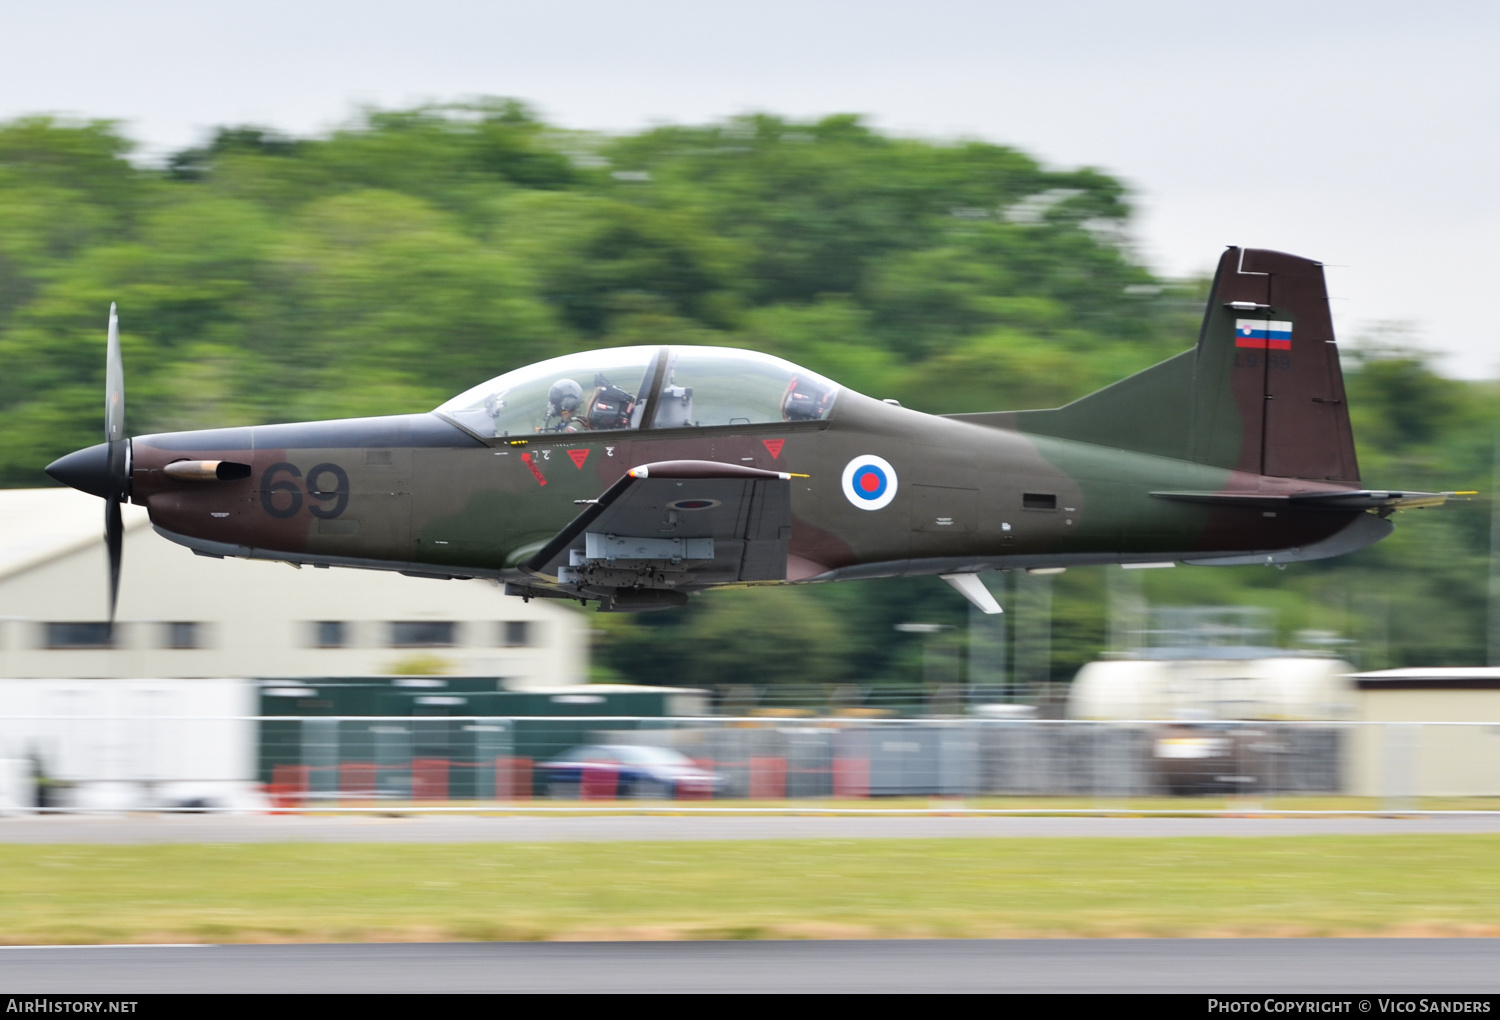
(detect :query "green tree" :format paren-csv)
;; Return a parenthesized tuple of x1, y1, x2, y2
(2, 102, 1491, 682)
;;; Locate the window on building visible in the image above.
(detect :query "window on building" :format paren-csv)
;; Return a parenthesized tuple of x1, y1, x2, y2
(500, 621, 531, 647)
(44, 622, 115, 649)
(313, 621, 347, 648)
(391, 621, 456, 647)
(162, 622, 201, 649)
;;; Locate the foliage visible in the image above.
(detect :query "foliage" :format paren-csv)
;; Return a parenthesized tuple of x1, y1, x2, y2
(0, 103, 1493, 690)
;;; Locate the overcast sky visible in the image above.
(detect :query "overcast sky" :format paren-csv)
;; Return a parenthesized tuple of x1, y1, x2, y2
(4, 1, 1496, 376)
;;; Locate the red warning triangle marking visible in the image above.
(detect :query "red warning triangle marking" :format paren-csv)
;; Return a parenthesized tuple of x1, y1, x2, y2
(568, 449, 590, 469)
(762, 439, 785, 459)
(520, 452, 547, 486)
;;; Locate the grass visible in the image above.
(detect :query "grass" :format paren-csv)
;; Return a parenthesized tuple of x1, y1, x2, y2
(3, 836, 1500, 943)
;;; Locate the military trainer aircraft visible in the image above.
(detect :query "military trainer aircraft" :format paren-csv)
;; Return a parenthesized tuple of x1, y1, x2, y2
(47, 246, 1464, 618)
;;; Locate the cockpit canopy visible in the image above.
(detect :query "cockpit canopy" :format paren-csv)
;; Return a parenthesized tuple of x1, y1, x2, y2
(435, 346, 841, 439)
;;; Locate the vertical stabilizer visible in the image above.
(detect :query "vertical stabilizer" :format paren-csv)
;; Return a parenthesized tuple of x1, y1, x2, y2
(957, 246, 1360, 484)
(1192, 247, 1358, 482)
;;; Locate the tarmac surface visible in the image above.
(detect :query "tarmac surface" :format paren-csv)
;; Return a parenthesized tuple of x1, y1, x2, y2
(3, 812, 1500, 842)
(4, 939, 1500, 993)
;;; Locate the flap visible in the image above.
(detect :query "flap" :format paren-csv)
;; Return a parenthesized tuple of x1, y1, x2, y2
(525, 460, 799, 588)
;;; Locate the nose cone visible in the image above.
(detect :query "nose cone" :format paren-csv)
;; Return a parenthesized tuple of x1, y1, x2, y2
(46, 442, 111, 499)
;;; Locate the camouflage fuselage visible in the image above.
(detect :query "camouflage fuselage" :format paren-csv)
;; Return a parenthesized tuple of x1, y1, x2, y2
(129, 388, 1378, 591)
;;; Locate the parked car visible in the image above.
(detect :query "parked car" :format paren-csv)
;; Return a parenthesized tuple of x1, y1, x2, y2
(1152, 722, 1287, 795)
(542, 744, 719, 799)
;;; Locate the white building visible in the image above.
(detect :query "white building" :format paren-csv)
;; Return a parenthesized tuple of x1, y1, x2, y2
(0, 487, 590, 811)
(0, 488, 585, 685)
(1344, 668, 1500, 798)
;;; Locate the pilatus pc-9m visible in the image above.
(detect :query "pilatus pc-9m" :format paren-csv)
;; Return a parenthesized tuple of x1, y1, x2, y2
(48, 247, 1463, 618)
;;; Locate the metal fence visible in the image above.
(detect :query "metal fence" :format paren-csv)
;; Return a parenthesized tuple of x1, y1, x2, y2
(2, 714, 1499, 813)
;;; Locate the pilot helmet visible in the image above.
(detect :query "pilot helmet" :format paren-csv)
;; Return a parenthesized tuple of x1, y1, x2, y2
(547, 378, 584, 417)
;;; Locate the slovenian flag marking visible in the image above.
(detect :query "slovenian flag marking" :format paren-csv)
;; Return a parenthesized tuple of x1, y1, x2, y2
(1235, 319, 1293, 350)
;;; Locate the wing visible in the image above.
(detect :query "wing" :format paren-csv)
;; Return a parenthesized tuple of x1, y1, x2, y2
(1151, 489, 1472, 512)
(523, 460, 800, 596)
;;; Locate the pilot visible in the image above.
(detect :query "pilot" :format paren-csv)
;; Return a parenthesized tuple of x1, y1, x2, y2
(782, 376, 836, 422)
(541, 378, 586, 432)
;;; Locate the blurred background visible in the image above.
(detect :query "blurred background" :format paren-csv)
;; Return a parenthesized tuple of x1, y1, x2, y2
(1, 101, 1492, 684)
(1, 1, 1498, 811)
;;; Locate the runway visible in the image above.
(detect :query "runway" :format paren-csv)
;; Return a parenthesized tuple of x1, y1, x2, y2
(4, 939, 1499, 993)
(3, 812, 1500, 843)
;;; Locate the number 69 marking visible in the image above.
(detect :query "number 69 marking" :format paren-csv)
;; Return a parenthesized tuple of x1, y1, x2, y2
(306, 463, 350, 519)
(260, 461, 349, 520)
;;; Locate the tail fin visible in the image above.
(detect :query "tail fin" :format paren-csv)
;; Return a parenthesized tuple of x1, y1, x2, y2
(952, 247, 1360, 484)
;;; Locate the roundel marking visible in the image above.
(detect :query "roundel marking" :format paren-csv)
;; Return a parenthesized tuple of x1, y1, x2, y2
(668, 498, 721, 511)
(841, 455, 898, 511)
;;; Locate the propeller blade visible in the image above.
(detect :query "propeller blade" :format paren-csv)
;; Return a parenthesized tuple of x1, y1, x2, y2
(104, 304, 125, 495)
(103, 303, 127, 624)
(105, 496, 123, 623)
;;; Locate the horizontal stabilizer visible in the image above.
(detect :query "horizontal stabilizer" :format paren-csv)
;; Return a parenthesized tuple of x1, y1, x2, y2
(1151, 489, 1471, 512)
